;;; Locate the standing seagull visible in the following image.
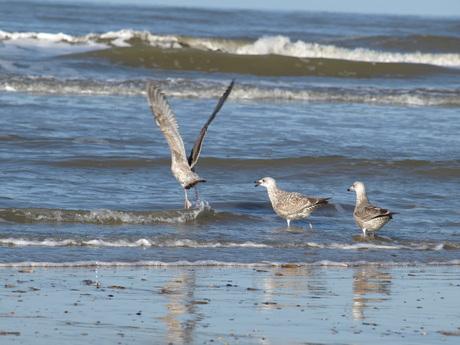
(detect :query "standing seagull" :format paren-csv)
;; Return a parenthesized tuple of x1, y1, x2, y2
(254, 177, 331, 228)
(347, 181, 398, 236)
(146, 80, 234, 209)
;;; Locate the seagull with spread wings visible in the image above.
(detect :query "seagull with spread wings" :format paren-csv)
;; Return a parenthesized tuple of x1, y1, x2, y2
(146, 80, 234, 208)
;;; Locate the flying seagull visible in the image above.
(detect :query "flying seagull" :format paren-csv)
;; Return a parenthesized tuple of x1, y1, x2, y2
(347, 181, 398, 236)
(146, 80, 234, 208)
(255, 177, 331, 228)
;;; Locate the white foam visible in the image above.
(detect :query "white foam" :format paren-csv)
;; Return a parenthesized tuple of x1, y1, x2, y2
(0, 260, 459, 269)
(2, 75, 458, 106)
(236, 35, 460, 67)
(100, 30, 134, 47)
(0, 238, 76, 246)
(0, 237, 271, 248)
(229, 86, 460, 106)
(2, 30, 458, 67)
(0, 30, 71, 42)
(0, 30, 107, 56)
(328, 242, 400, 250)
(53, 208, 205, 224)
(0, 236, 450, 253)
(4, 85, 16, 92)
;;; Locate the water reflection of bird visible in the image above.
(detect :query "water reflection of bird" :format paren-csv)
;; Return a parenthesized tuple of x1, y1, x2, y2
(146, 80, 234, 208)
(352, 267, 393, 320)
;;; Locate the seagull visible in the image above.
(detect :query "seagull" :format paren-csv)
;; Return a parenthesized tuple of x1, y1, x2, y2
(347, 181, 398, 236)
(146, 80, 234, 208)
(254, 177, 331, 228)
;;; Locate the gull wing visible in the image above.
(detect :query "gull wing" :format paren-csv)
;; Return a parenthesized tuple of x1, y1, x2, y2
(188, 79, 235, 168)
(277, 192, 330, 215)
(146, 81, 189, 168)
(355, 205, 391, 222)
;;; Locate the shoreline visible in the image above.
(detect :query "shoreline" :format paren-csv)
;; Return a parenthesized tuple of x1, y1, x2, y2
(1, 265, 459, 344)
(1, 260, 460, 268)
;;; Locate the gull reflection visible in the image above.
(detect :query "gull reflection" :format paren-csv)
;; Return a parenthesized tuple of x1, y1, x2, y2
(156, 268, 204, 344)
(255, 266, 327, 311)
(352, 266, 393, 320)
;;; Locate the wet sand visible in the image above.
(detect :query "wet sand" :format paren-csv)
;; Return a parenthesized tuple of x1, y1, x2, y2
(1, 264, 459, 344)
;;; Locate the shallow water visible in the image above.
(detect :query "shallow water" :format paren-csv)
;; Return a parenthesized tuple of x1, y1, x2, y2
(0, 0, 459, 267)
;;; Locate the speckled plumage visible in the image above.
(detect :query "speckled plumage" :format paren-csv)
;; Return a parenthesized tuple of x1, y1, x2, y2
(255, 177, 331, 228)
(347, 181, 397, 235)
(146, 80, 234, 208)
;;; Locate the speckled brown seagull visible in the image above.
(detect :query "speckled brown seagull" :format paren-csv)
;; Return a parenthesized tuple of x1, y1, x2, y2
(255, 177, 331, 228)
(146, 80, 234, 209)
(347, 181, 398, 236)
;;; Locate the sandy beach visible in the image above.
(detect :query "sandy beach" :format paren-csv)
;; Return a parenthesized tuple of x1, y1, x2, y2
(1, 264, 459, 344)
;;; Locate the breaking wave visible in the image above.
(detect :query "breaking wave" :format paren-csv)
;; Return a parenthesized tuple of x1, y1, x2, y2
(68, 46, 458, 78)
(1, 260, 459, 268)
(2, 30, 459, 67)
(1, 75, 460, 106)
(1, 235, 457, 251)
(2, 30, 460, 79)
(237, 35, 460, 66)
(0, 205, 213, 225)
(0, 237, 270, 248)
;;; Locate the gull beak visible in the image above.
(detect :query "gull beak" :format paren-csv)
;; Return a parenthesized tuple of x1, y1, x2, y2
(347, 187, 353, 191)
(254, 180, 261, 187)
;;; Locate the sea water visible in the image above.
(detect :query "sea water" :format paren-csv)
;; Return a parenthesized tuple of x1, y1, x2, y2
(1, 0, 459, 267)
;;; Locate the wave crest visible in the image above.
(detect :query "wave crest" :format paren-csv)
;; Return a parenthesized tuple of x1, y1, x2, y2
(2, 29, 459, 67)
(1, 259, 459, 269)
(1, 74, 460, 106)
(237, 35, 460, 67)
(1, 235, 457, 251)
(0, 206, 212, 225)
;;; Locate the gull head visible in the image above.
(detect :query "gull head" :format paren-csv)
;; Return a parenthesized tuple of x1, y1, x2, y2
(254, 177, 276, 189)
(347, 181, 365, 193)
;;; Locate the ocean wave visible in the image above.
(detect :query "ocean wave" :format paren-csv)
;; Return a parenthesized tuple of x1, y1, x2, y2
(0, 151, 457, 179)
(69, 46, 459, 78)
(0, 237, 270, 248)
(236, 36, 460, 67)
(0, 75, 145, 96)
(0, 206, 213, 225)
(2, 75, 460, 107)
(332, 34, 460, 54)
(199, 157, 460, 179)
(1, 236, 456, 252)
(0, 260, 459, 268)
(2, 29, 459, 67)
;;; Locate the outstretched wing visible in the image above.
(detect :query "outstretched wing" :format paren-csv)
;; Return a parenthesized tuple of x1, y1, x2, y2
(188, 79, 235, 168)
(146, 81, 189, 168)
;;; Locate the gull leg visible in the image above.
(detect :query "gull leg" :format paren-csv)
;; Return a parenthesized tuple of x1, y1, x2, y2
(362, 228, 367, 236)
(184, 189, 192, 209)
(307, 219, 313, 229)
(194, 186, 199, 202)
(287, 219, 291, 227)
